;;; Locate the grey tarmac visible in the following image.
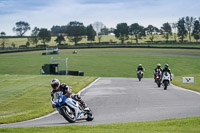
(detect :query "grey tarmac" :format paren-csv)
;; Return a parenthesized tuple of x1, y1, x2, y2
(1, 78, 200, 128)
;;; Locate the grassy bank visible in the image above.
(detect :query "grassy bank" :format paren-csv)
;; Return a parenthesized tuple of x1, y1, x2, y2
(1, 116, 200, 133)
(0, 48, 199, 125)
(0, 75, 97, 123)
(172, 74, 200, 93)
(0, 48, 199, 77)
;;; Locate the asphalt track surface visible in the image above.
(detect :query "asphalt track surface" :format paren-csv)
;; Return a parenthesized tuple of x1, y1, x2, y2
(1, 78, 200, 128)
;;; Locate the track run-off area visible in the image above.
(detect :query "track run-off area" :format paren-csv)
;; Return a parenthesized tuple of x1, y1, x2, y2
(1, 77, 200, 128)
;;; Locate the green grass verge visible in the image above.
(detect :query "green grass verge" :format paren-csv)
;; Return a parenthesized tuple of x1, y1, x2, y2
(0, 75, 97, 124)
(0, 48, 200, 78)
(0, 48, 200, 130)
(0, 117, 200, 133)
(172, 74, 200, 93)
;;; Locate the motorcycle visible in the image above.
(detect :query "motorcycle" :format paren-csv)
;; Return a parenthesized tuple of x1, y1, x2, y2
(137, 70, 143, 81)
(52, 91, 94, 123)
(155, 70, 162, 87)
(161, 71, 171, 90)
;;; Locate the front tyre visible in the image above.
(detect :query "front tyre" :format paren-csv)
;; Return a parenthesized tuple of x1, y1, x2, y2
(157, 80, 161, 87)
(60, 106, 76, 123)
(163, 81, 168, 90)
(85, 109, 94, 121)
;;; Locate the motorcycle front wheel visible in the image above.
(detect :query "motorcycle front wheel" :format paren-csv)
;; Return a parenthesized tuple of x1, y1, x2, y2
(60, 106, 76, 123)
(163, 81, 168, 90)
(157, 80, 161, 87)
(86, 109, 94, 121)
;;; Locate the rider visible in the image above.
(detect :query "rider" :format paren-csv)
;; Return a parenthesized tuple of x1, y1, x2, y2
(50, 79, 88, 110)
(162, 64, 172, 81)
(153, 63, 162, 82)
(137, 64, 145, 77)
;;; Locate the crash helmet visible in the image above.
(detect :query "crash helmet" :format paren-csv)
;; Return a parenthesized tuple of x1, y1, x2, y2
(157, 63, 161, 68)
(139, 64, 142, 67)
(164, 64, 169, 69)
(51, 79, 60, 90)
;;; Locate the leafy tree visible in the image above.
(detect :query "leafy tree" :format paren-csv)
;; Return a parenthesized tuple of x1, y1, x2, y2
(0, 32, 6, 36)
(101, 26, 109, 35)
(161, 22, 172, 42)
(177, 18, 187, 42)
(51, 25, 67, 36)
(192, 20, 200, 42)
(0, 32, 6, 49)
(129, 23, 145, 43)
(26, 41, 30, 47)
(185, 16, 195, 42)
(55, 35, 65, 45)
(38, 28, 51, 45)
(114, 23, 129, 44)
(28, 27, 40, 45)
(145, 25, 159, 42)
(66, 21, 86, 45)
(86, 24, 96, 43)
(92, 21, 104, 43)
(172, 23, 178, 42)
(13, 21, 31, 36)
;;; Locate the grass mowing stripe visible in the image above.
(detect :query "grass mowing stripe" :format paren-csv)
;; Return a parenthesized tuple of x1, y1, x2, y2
(0, 75, 97, 124)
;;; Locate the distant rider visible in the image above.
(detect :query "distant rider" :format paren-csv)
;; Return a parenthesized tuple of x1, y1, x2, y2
(137, 64, 145, 78)
(162, 64, 172, 81)
(50, 79, 88, 110)
(153, 64, 162, 82)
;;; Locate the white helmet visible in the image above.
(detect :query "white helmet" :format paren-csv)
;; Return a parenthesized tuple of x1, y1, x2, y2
(51, 79, 60, 90)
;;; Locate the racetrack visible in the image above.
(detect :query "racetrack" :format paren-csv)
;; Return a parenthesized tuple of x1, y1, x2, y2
(1, 78, 200, 128)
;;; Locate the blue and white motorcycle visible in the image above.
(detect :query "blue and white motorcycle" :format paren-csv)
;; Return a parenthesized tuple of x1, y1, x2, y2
(52, 91, 94, 123)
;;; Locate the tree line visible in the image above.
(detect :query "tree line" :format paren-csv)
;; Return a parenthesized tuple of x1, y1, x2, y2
(1, 16, 200, 48)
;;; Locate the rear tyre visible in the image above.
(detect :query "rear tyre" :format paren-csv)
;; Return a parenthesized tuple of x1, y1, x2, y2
(60, 106, 76, 123)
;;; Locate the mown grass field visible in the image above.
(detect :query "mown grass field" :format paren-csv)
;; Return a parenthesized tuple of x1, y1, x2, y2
(0, 48, 200, 77)
(0, 75, 96, 123)
(0, 117, 200, 133)
(0, 48, 200, 132)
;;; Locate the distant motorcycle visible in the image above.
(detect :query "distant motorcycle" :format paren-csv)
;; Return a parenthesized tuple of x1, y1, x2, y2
(52, 91, 94, 123)
(162, 72, 171, 90)
(137, 70, 143, 81)
(155, 70, 162, 87)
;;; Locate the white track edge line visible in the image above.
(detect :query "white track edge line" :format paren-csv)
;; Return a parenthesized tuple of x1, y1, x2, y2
(171, 83, 200, 96)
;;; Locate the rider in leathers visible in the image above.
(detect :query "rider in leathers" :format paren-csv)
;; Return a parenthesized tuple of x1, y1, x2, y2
(162, 64, 172, 81)
(137, 64, 145, 78)
(50, 79, 88, 112)
(153, 64, 162, 82)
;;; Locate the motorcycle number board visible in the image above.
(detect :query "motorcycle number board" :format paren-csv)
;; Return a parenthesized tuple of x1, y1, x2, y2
(183, 77, 194, 83)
